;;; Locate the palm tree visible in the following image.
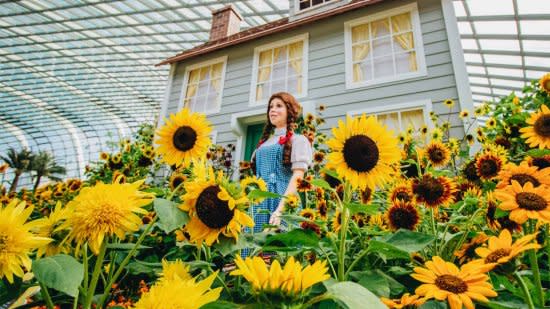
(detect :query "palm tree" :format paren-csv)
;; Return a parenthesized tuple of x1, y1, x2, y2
(30, 151, 67, 192)
(1, 148, 34, 192)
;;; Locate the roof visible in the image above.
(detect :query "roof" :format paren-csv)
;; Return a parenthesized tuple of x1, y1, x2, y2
(156, 0, 384, 66)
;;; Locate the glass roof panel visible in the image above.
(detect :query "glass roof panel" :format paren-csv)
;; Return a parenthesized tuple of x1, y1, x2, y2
(466, 0, 514, 16)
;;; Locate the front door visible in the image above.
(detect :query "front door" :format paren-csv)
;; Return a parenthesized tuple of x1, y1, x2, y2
(243, 123, 265, 161)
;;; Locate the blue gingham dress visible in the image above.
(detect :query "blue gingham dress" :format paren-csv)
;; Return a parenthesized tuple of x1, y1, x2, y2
(241, 141, 293, 256)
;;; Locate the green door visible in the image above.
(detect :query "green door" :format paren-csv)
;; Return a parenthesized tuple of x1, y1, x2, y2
(244, 123, 265, 161)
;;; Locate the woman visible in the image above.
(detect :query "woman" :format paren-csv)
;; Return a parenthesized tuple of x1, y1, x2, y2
(249, 92, 313, 233)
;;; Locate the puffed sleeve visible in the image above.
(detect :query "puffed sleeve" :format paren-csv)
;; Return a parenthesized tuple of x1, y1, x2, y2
(291, 134, 313, 171)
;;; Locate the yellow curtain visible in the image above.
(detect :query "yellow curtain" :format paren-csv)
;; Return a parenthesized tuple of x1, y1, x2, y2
(391, 13, 417, 71)
(402, 109, 425, 132)
(377, 112, 399, 133)
(184, 69, 200, 108)
(210, 62, 223, 93)
(256, 50, 273, 101)
(288, 41, 303, 94)
(351, 24, 370, 82)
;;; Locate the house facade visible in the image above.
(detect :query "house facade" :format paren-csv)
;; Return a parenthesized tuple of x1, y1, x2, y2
(157, 0, 473, 164)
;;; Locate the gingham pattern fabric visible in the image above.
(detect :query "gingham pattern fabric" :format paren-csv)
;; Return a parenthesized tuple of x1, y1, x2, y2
(241, 141, 293, 257)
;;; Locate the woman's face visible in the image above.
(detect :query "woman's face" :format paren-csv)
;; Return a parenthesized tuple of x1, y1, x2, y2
(268, 97, 288, 128)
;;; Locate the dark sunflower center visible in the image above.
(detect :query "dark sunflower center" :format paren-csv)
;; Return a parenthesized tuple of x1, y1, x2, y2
(429, 149, 445, 163)
(388, 205, 418, 230)
(532, 157, 550, 170)
(435, 274, 468, 294)
(479, 159, 498, 177)
(196, 185, 234, 229)
(414, 177, 444, 203)
(361, 188, 372, 203)
(172, 126, 197, 151)
(342, 135, 379, 173)
(509, 174, 540, 187)
(395, 191, 412, 202)
(485, 248, 511, 264)
(516, 192, 547, 211)
(463, 161, 480, 181)
(534, 114, 550, 137)
(171, 176, 185, 189)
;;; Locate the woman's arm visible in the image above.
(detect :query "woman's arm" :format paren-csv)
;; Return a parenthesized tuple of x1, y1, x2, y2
(269, 168, 305, 226)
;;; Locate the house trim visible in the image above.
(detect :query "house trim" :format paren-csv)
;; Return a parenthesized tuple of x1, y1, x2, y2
(343, 2, 428, 89)
(177, 55, 228, 115)
(230, 108, 267, 169)
(249, 33, 309, 107)
(157, 63, 176, 128)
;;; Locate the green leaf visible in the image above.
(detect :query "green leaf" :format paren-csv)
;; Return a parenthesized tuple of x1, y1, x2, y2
(214, 235, 254, 256)
(367, 240, 410, 261)
(526, 148, 550, 158)
(327, 281, 386, 309)
(311, 179, 332, 190)
(263, 229, 319, 250)
(321, 168, 340, 180)
(383, 230, 434, 253)
(106, 243, 152, 250)
(200, 301, 240, 309)
(419, 300, 448, 309)
(345, 202, 379, 215)
(154, 198, 189, 233)
(32, 254, 84, 297)
(248, 189, 282, 200)
(355, 270, 390, 297)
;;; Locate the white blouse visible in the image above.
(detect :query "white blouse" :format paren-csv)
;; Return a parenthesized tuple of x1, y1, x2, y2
(254, 127, 313, 171)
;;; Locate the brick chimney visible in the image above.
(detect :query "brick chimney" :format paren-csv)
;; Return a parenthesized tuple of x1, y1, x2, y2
(209, 5, 243, 41)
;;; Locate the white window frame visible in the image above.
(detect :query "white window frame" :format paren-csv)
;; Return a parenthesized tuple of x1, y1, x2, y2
(209, 130, 218, 145)
(347, 99, 433, 132)
(178, 55, 228, 115)
(344, 3, 427, 89)
(249, 33, 309, 107)
(294, 0, 341, 14)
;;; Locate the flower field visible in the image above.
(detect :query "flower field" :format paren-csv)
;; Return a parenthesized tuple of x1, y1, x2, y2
(1, 74, 550, 309)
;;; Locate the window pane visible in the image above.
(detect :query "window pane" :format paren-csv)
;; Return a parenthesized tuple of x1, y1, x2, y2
(372, 18, 390, 38)
(378, 112, 399, 132)
(395, 51, 415, 74)
(402, 109, 425, 130)
(372, 37, 392, 58)
(373, 55, 394, 78)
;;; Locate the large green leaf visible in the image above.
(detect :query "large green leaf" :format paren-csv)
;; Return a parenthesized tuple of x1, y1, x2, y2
(367, 240, 410, 261)
(215, 235, 255, 256)
(354, 270, 390, 297)
(106, 243, 151, 250)
(383, 230, 434, 253)
(200, 301, 240, 309)
(345, 202, 379, 215)
(247, 189, 282, 200)
(327, 281, 386, 309)
(32, 254, 84, 297)
(263, 229, 319, 250)
(310, 178, 333, 190)
(153, 198, 189, 233)
(419, 300, 448, 309)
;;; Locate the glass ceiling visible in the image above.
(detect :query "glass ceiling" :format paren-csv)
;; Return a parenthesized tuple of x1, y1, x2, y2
(1, 0, 549, 184)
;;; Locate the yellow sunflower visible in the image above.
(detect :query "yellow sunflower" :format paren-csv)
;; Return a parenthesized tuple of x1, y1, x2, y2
(494, 180, 550, 224)
(443, 99, 455, 109)
(520, 104, 550, 149)
(31, 201, 71, 258)
(454, 233, 489, 264)
(411, 256, 497, 309)
(459, 110, 470, 119)
(169, 173, 186, 191)
(300, 208, 316, 221)
(496, 162, 550, 189)
(389, 180, 415, 203)
(180, 164, 253, 246)
(61, 179, 154, 254)
(99, 152, 109, 161)
(0, 200, 51, 283)
(539, 72, 550, 94)
(412, 175, 456, 208)
(155, 108, 212, 167)
(159, 259, 192, 282)
(331, 210, 342, 232)
(386, 200, 420, 231)
(473, 229, 539, 269)
(525, 154, 550, 170)
(326, 115, 400, 190)
(381, 293, 426, 309)
(475, 150, 506, 180)
(368, 213, 389, 231)
(486, 117, 497, 129)
(284, 194, 300, 210)
(230, 256, 330, 298)
(425, 141, 451, 168)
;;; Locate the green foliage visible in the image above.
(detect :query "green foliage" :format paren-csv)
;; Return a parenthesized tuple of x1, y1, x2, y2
(32, 254, 84, 297)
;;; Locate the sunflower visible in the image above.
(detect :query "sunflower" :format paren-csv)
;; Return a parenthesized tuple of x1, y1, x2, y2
(180, 164, 253, 246)
(159, 259, 192, 282)
(285, 194, 300, 210)
(61, 179, 153, 254)
(465, 134, 474, 146)
(474, 106, 485, 117)
(169, 173, 187, 191)
(381, 293, 426, 309)
(331, 210, 342, 232)
(475, 150, 506, 180)
(100, 152, 110, 161)
(444, 99, 455, 109)
(313, 151, 325, 164)
(316, 199, 328, 220)
(485, 192, 522, 232)
(486, 117, 497, 129)
(473, 229, 539, 269)
(420, 125, 428, 136)
(496, 162, 550, 189)
(326, 115, 400, 190)
(459, 110, 470, 119)
(31, 201, 71, 258)
(368, 213, 388, 231)
(155, 108, 212, 168)
(0, 200, 51, 283)
(0, 163, 8, 173)
(454, 233, 489, 264)
(520, 104, 550, 149)
(389, 180, 415, 203)
(425, 141, 450, 168)
(108, 154, 124, 170)
(134, 270, 220, 309)
(386, 200, 420, 231)
(539, 73, 550, 94)
(240, 175, 268, 204)
(296, 176, 313, 192)
(526, 154, 550, 170)
(300, 208, 316, 221)
(67, 179, 83, 192)
(431, 128, 443, 141)
(230, 256, 330, 298)
(412, 175, 456, 208)
(494, 180, 550, 224)
(411, 256, 497, 309)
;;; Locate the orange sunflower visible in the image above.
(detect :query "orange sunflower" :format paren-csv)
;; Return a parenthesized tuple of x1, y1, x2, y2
(412, 175, 456, 208)
(475, 150, 506, 180)
(494, 180, 550, 224)
(496, 162, 550, 189)
(520, 104, 550, 149)
(473, 229, 539, 269)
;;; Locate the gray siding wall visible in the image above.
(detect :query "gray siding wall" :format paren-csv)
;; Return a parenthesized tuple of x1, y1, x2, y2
(164, 0, 464, 152)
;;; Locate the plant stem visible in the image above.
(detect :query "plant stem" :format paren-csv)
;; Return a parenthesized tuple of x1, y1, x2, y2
(449, 208, 483, 263)
(39, 282, 55, 309)
(344, 247, 369, 278)
(514, 272, 535, 309)
(82, 244, 89, 291)
(83, 240, 108, 309)
(337, 182, 352, 281)
(430, 208, 438, 253)
(318, 245, 337, 279)
(527, 220, 544, 307)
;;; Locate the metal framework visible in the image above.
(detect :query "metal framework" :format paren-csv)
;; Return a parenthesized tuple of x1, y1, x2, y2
(1, 0, 549, 186)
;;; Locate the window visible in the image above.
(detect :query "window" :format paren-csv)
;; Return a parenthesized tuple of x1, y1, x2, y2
(250, 34, 308, 105)
(298, 0, 335, 11)
(345, 3, 427, 88)
(181, 56, 227, 114)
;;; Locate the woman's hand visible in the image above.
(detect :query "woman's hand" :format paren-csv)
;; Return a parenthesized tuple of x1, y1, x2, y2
(269, 208, 282, 226)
